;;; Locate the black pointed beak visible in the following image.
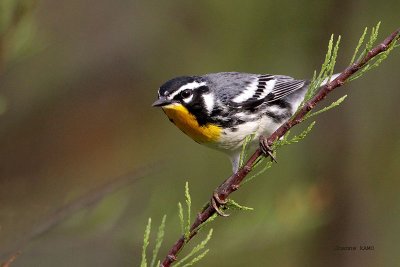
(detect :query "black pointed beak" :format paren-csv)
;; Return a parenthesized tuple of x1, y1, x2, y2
(152, 97, 173, 107)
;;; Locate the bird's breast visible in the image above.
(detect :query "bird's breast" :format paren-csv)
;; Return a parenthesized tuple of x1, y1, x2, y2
(162, 104, 221, 143)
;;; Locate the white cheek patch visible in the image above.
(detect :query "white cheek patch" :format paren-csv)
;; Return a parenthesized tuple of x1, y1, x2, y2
(202, 93, 215, 114)
(169, 81, 206, 99)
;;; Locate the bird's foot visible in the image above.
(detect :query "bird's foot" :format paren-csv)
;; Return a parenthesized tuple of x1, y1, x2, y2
(259, 136, 278, 163)
(211, 191, 229, 217)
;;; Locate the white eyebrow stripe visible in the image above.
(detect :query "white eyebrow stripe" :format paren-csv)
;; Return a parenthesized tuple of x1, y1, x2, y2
(168, 81, 206, 99)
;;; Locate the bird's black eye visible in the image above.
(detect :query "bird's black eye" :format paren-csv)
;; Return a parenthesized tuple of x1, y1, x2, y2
(180, 89, 192, 98)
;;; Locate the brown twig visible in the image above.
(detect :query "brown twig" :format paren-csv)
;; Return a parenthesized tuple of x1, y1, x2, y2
(161, 28, 400, 267)
(1, 252, 20, 267)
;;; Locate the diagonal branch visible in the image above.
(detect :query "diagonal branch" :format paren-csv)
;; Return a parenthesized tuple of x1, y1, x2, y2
(161, 28, 400, 267)
(1, 252, 20, 267)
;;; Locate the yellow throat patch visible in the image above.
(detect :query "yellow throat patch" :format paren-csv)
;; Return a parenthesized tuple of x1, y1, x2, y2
(162, 104, 221, 143)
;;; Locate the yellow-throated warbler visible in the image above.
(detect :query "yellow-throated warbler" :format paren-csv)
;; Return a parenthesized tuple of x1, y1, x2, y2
(153, 72, 337, 172)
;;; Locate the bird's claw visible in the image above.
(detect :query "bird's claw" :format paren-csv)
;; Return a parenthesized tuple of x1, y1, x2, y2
(211, 192, 229, 217)
(259, 136, 278, 163)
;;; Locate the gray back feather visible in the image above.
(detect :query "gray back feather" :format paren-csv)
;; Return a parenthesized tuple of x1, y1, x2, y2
(202, 72, 309, 108)
(202, 72, 259, 103)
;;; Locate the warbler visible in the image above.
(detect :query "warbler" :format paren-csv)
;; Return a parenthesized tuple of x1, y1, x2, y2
(153, 72, 336, 172)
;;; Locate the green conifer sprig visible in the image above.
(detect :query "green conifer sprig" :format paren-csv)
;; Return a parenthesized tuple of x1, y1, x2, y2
(180, 249, 210, 267)
(150, 215, 167, 267)
(178, 202, 184, 237)
(140, 216, 167, 267)
(243, 158, 273, 184)
(347, 22, 398, 82)
(239, 134, 256, 168)
(177, 182, 193, 241)
(140, 218, 151, 267)
(184, 182, 192, 241)
(304, 35, 341, 102)
(226, 199, 254, 211)
(174, 229, 213, 267)
(274, 121, 316, 148)
(304, 95, 347, 120)
(140, 182, 214, 267)
(349, 27, 368, 65)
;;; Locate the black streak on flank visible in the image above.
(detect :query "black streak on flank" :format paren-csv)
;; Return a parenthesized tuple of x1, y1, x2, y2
(265, 111, 290, 124)
(240, 98, 265, 110)
(269, 99, 291, 109)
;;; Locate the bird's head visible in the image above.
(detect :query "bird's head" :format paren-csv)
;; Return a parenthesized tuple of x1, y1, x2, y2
(152, 76, 215, 125)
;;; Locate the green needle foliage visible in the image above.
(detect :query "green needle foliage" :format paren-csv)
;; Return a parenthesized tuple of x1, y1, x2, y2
(304, 34, 341, 102)
(349, 23, 398, 82)
(273, 121, 316, 149)
(178, 202, 185, 237)
(226, 199, 254, 211)
(140, 218, 151, 267)
(304, 96, 347, 120)
(239, 133, 255, 168)
(150, 215, 167, 267)
(180, 249, 210, 267)
(349, 27, 368, 65)
(193, 213, 218, 233)
(174, 229, 213, 267)
(184, 182, 192, 241)
(243, 159, 273, 184)
(140, 182, 214, 266)
(140, 216, 167, 267)
(178, 182, 193, 241)
(175, 183, 214, 265)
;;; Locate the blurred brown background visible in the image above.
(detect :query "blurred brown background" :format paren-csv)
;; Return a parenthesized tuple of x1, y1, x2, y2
(0, 0, 399, 266)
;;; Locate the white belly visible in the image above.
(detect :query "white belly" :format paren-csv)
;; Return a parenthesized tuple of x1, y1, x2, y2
(214, 115, 282, 153)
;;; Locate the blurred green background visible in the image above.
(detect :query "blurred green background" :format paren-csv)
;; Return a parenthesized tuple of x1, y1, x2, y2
(0, 0, 399, 266)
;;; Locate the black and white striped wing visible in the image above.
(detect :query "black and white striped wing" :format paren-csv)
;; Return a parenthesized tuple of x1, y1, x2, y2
(270, 75, 309, 101)
(230, 74, 308, 109)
